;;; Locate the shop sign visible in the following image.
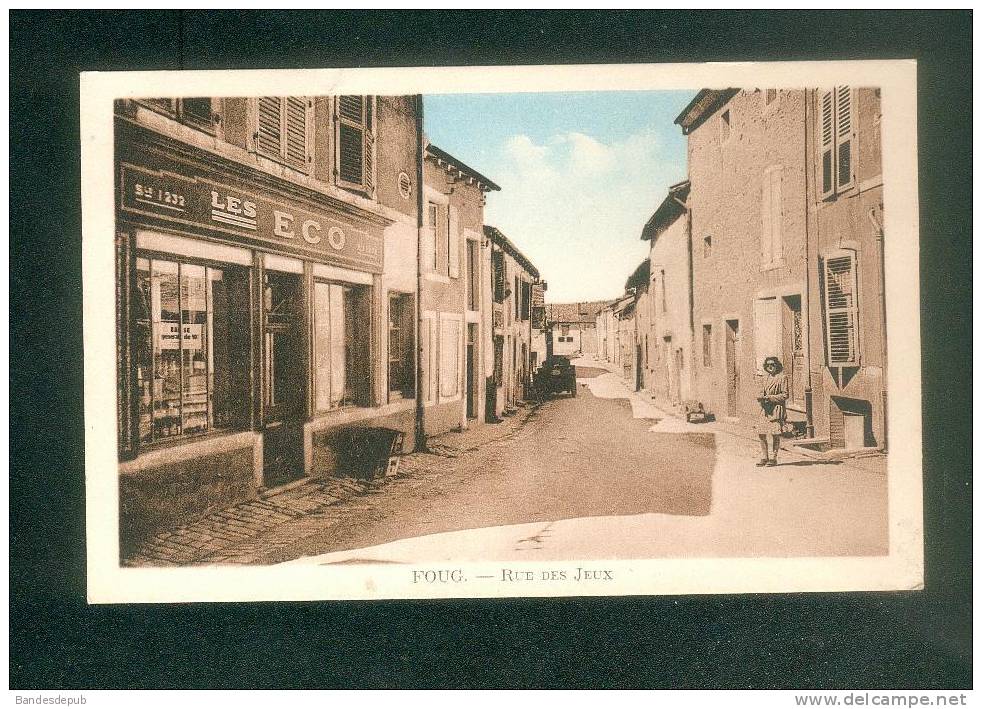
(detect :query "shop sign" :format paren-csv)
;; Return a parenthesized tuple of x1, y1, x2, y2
(121, 164, 384, 273)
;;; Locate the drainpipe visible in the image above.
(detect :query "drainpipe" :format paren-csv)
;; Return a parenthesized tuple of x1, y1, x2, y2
(869, 205, 887, 452)
(414, 95, 428, 452)
(803, 90, 816, 438)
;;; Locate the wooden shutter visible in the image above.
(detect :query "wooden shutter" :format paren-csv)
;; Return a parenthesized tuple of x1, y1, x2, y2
(835, 86, 854, 191)
(770, 167, 783, 261)
(337, 96, 366, 188)
(818, 90, 835, 200)
(823, 252, 860, 366)
(760, 173, 773, 265)
(492, 249, 505, 302)
(448, 206, 460, 278)
(256, 97, 283, 159)
(364, 97, 376, 195)
(283, 97, 308, 169)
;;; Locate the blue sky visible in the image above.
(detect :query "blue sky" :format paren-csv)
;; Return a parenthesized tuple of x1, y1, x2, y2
(424, 90, 696, 303)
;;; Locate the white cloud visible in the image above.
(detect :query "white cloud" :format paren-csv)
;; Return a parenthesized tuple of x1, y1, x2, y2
(484, 126, 681, 303)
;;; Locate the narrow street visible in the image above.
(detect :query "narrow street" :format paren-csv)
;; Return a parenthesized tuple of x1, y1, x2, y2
(132, 357, 888, 567)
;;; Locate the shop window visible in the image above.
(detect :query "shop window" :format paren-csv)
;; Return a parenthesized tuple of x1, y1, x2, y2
(313, 281, 372, 411)
(255, 96, 310, 172)
(134, 256, 250, 444)
(388, 293, 415, 399)
(336, 95, 376, 196)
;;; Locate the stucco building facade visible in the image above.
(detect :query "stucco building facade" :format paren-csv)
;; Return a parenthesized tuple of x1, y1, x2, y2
(677, 88, 810, 429)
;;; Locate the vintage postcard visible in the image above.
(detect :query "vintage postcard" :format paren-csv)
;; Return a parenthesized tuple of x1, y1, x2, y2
(81, 61, 921, 603)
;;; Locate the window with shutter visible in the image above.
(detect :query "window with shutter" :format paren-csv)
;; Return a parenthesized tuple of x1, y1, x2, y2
(817, 87, 854, 199)
(336, 96, 376, 195)
(761, 166, 784, 267)
(819, 90, 835, 199)
(822, 252, 860, 366)
(492, 250, 506, 303)
(448, 206, 460, 278)
(139, 98, 176, 114)
(255, 97, 309, 172)
(835, 86, 854, 191)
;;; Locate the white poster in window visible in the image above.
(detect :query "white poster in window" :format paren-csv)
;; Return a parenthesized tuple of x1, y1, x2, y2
(157, 323, 203, 351)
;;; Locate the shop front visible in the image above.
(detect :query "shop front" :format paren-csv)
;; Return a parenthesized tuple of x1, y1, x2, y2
(115, 147, 392, 552)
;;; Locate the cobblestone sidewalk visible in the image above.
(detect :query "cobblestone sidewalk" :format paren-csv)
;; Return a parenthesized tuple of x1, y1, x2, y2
(124, 402, 539, 567)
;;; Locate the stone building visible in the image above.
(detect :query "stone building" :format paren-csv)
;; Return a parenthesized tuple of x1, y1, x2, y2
(114, 95, 424, 551)
(804, 87, 886, 451)
(543, 301, 611, 357)
(485, 225, 541, 418)
(640, 180, 694, 409)
(421, 144, 500, 433)
(676, 88, 810, 430)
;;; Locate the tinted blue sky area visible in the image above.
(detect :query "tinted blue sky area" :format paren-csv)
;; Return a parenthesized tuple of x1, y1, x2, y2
(424, 91, 696, 303)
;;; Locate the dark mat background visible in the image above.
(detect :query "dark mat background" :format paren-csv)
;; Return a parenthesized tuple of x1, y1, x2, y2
(10, 10, 972, 689)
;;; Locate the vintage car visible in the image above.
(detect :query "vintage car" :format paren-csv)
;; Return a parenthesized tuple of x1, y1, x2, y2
(533, 355, 577, 397)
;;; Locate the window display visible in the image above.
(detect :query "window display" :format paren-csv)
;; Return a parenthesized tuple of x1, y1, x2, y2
(134, 256, 249, 444)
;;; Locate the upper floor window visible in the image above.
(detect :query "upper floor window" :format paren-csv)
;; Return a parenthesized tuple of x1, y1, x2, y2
(255, 97, 310, 172)
(818, 86, 855, 199)
(760, 165, 784, 268)
(137, 97, 219, 135)
(336, 96, 376, 196)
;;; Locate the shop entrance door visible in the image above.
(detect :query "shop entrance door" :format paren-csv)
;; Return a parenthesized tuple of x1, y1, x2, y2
(261, 270, 306, 489)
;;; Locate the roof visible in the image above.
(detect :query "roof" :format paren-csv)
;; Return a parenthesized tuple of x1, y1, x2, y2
(674, 89, 740, 135)
(426, 144, 501, 191)
(612, 292, 637, 318)
(641, 180, 690, 242)
(484, 225, 540, 279)
(544, 300, 614, 325)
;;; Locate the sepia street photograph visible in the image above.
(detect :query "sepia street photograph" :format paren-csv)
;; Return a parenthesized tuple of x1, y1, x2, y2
(80, 60, 922, 602)
(12, 8, 972, 695)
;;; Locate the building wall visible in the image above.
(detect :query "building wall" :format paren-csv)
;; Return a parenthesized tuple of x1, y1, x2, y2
(806, 87, 886, 448)
(646, 214, 694, 407)
(116, 95, 423, 550)
(687, 89, 809, 423)
(421, 156, 490, 432)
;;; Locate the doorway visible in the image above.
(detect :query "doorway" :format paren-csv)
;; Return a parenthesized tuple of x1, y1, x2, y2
(466, 323, 478, 419)
(725, 319, 740, 417)
(261, 270, 305, 488)
(782, 295, 805, 408)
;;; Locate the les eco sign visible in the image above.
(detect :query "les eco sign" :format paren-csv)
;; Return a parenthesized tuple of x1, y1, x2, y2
(122, 164, 383, 273)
